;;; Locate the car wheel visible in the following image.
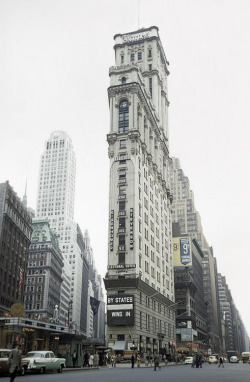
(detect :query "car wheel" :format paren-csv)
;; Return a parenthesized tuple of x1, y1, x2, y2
(20, 366, 26, 376)
(40, 367, 46, 374)
(58, 365, 62, 373)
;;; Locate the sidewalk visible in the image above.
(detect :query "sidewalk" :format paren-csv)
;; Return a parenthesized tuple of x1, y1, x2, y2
(64, 361, 185, 371)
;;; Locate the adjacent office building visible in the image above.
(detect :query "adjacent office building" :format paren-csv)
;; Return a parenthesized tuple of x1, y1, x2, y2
(36, 131, 83, 331)
(25, 219, 64, 321)
(170, 157, 222, 352)
(0, 181, 32, 314)
(173, 234, 207, 355)
(104, 26, 175, 355)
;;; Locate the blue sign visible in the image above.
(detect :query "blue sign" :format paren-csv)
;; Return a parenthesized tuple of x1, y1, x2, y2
(180, 238, 191, 265)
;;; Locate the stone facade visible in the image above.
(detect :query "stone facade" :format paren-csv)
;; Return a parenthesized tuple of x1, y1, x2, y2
(104, 26, 175, 355)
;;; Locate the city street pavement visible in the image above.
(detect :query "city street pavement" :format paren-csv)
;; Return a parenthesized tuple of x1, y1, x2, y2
(1, 362, 250, 382)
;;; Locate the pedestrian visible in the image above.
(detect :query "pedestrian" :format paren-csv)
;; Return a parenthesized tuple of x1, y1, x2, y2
(191, 356, 195, 368)
(83, 351, 90, 367)
(195, 355, 200, 368)
(72, 350, 77, 367)
(137, 353, 141, 367)
(218, 357, 224, 368)
(149, 354, 153, 366)
(89, 353, 94, 367)
(145, 354, 149, 366)
(131, 353, 135, 368)
(153, 352, 161, 371)
(93, 353, 99, 367)
(8, 341, 22, 382)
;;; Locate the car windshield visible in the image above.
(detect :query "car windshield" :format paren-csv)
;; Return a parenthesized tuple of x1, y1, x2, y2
(0, 351, 10, 358)
(26, 352, 45, 358)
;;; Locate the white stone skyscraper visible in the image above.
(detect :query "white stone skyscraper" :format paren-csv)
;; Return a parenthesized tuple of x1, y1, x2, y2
(36, 131, 76, 234)
(104, 27, 175, 355)
(36, 131, 83, 332)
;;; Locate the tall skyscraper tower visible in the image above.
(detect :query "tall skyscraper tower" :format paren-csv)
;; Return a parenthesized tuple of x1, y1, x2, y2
(36, 131, 76, 234)
(104, 27, 175, 355)
(36, 131, 83, 331)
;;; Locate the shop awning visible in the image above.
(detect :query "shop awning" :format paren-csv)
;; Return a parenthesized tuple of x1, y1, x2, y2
(113, 341, 126, 350)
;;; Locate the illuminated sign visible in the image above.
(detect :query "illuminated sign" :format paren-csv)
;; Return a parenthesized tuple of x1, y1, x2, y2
(107, 295, 134, 326)
(130, 208, 134, 249)
(110, 210, 114, 251)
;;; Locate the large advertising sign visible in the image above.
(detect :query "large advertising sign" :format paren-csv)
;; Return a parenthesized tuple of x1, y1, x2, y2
(173, 237, 192, 267)
(107, 295, 134, 326)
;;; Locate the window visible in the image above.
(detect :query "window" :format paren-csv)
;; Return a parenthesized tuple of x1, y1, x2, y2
(119, 235, 125, 245)
(120, 139, 126, 149)
(149, 78, 152, 97)
(131, 53, 135, 61)
(119, 170, 126, 180)
(117, 334, 125, 341)
(119, 100, 129, 133)
(148, 48, 152, 58)
(121, 77, 126, 84)
(119, 185, 126, 195)
(138, 51, 142, 60)
(119, 218, 125, 229)
(119, 201, 126, 211)
(118, 253, 125, 264)
(121, 55, 124, 64)
(149, 64, 152, 71)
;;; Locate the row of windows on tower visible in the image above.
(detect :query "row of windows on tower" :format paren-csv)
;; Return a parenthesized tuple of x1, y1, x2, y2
(46, 140, 65, 150)
(120, 48, 152, 64)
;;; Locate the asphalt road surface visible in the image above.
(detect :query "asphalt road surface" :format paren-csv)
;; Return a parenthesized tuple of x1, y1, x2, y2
(1, 362, 250, 382)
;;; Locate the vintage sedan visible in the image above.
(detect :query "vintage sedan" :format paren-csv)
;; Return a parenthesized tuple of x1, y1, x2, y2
(22, 351, 66, 373)
(0, 349, 26, 376)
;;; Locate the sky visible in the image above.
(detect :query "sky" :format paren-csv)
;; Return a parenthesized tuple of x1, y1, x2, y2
(1, 0, 250, 335)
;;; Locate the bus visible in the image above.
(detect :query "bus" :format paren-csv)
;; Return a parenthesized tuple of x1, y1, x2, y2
(241, 352, 250, 363)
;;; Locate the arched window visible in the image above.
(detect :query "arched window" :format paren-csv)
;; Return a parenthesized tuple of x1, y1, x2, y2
(119, 100, 129, 133)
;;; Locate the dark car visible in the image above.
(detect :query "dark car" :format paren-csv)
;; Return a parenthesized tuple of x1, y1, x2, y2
(0, 349, 26, 376)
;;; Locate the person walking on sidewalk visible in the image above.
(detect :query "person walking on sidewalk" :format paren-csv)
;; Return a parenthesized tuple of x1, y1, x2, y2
(131, 353, 135, 368)
(72, 350, 77, 367)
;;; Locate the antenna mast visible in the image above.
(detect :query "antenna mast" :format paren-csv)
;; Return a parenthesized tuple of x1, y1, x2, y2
(138, 0, 140, 29)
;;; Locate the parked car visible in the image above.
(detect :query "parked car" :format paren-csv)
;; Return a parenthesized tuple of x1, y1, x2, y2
(208, 355, 218, 364)
(184, 356, 193, 364)
(230, 356, 239, 363)
(0, 349, 26, 376)
(21, 351, 66, 373)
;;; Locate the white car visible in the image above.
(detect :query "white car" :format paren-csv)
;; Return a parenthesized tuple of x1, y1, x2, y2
(185, 356, 193, 364)
(208, 356, 218, 364)
(230, 356, 239, 363)
(22, 351, 66, 374)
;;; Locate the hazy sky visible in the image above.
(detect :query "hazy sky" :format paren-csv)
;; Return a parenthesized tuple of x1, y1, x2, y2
(1, 0, 250, 335)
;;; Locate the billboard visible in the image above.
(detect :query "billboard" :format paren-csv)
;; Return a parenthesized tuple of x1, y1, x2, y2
(173, 237, 192, 267)
(107, 295, 134, 326)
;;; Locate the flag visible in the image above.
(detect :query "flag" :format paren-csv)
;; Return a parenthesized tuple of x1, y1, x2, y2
(90, 296, 100, 316)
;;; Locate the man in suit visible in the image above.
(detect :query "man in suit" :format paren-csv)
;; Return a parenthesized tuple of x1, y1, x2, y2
(8, 342, 22, 382)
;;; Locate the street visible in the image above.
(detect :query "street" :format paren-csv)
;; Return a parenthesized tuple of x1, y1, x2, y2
(1, 363, 250, 382)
